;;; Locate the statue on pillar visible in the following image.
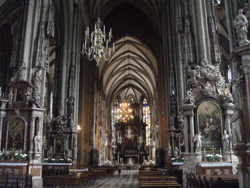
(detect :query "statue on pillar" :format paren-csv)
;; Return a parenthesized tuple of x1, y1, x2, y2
(34, 134, 42, 152)
(173, 146, 179, 157)
(194, 131, 203, 153)
(230, 110, 243, 143)
(167, 143, 172, 157)
(233, 9, 249, 42)
(8, 87, 13, 104)
(222, 130, 231, 152)
(19, 62, 26, 80)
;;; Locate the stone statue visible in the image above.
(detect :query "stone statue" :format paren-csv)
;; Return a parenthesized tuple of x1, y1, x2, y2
(47, 4, 55, 37)
(34, 134, 42, 152)
(233, 9, 249, 42)
(55, 108, 66, 127)
(128, 158, 133, 165)
(47, 146, 54, 159)
(64, 149, 72, 159)
(25, 88, 30, 104)
(177, 111, 184, 129)
(174, 146, 179, 157)
(194, 131, 203, 153)
(72, 145, 77, 160)
(222, 130, 231, 152)
(8, 87, 13, 104)
(170, 116, 175, 129)
(19, 62, 26, 80)
(167, 143, 172, 157)
(230, 110, 243, 143)
(201, 81, 215, 95)
(33, 69, 42, 101)
(142, 159, 149, 166)
(184, 88, 194, 104)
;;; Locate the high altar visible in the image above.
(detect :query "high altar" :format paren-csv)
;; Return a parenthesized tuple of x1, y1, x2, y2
(115, 117, 148, 164)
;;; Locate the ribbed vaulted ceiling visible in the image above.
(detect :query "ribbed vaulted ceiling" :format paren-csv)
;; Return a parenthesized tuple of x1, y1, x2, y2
(100, 36, 158, 105)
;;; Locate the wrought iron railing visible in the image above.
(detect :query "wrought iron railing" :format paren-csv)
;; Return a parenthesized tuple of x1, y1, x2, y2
(0, 172, 32, 188)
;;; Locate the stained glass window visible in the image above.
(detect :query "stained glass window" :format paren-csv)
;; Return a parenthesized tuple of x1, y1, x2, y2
(143, 98, 151, 145)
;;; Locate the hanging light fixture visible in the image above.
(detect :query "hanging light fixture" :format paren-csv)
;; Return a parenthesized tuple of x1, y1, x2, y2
(117, 40, 133, 122)
(117, 102, 134, 122)
(81, 0, 115, 66)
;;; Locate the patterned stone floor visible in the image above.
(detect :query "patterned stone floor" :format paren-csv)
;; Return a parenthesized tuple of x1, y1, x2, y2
(88, 170, 139, 188)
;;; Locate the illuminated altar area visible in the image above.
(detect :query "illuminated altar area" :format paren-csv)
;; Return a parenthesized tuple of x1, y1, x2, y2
(114, 117, 148, 164)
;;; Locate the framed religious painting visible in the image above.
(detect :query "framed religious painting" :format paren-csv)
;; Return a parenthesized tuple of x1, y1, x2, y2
(7, 117, 25, 150)
(197, 101, 222, 150)
(55, 138, 65, 154)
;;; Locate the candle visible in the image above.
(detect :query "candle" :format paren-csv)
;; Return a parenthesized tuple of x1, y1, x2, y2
(220, 148, 221, 155)
(204, 148, 206, 154)
(103, 25, 105, 34)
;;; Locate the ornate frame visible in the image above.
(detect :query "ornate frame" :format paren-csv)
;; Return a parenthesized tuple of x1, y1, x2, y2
(197, 100, 222, 150)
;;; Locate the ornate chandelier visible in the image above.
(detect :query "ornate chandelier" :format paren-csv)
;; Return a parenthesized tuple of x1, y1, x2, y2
(117, 102, 134, 122)
(81, 17, 115, 66)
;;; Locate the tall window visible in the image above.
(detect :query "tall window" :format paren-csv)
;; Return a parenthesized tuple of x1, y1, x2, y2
(143, 98, 150, 145)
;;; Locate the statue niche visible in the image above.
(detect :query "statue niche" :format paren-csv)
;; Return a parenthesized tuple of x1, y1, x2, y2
(7, 117, 25, 150)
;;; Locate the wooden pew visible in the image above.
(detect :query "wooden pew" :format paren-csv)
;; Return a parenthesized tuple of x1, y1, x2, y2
(43, 175, 82, 187)
(139, 169, 182, 188)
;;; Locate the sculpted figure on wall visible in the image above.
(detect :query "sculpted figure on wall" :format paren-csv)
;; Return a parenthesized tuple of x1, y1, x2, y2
(230, 110, 243, 143)
(34, 134, 42, 152)
(184, 88, 194, 104)
(194, 131, 203, 153)
(222, 130, 231, 152)
(233, 9, 249, 41)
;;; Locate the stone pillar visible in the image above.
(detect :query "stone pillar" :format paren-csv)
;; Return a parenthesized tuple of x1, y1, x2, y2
(191, 0, 210, 61)
(234, 45, 250, 139)
(222, 103, 236, 162)
(232, 44, 250, 188)
(0, 99, 7, 149)
(241, 63, 250, 131)
(233, 143, 249, 188)
(29, 117, 35, 153)
(189, 113, 195, 153)
(181, 104, 196, 154)
(184, 115, 189, 153)
(0, 117, 3, 149)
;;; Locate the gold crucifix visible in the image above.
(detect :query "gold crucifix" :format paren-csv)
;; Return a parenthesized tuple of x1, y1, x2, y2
(210, 145, 216, 161)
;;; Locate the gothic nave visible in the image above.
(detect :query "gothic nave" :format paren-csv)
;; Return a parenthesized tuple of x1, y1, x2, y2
(0, 0, 250, 187)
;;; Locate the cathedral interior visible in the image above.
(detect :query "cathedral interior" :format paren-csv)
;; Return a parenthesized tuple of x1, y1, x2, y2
(0, 0, 250, 187)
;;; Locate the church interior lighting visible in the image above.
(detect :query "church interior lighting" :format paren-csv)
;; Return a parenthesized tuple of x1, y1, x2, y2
(81, 0, 115, 66)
